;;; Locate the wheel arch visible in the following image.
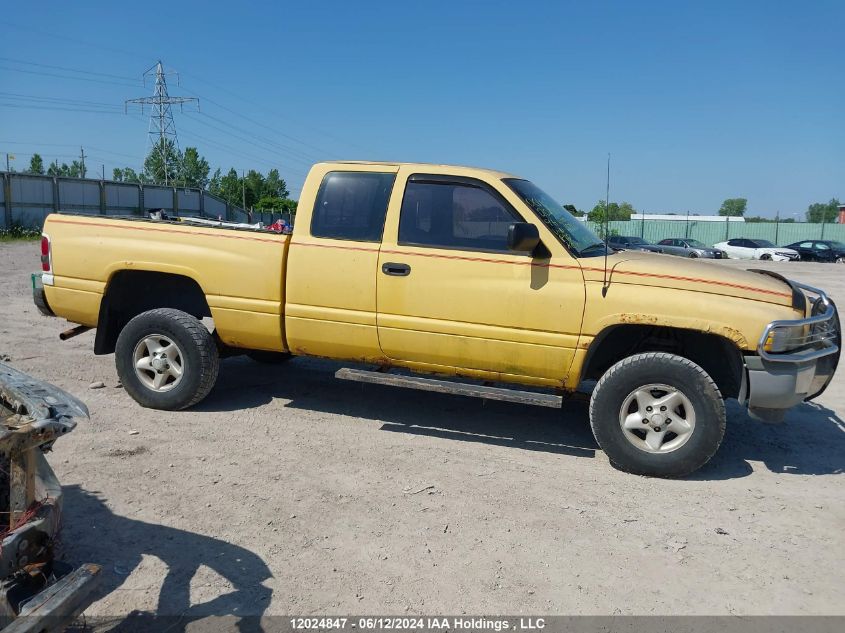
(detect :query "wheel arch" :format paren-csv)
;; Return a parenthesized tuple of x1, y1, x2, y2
(580, 324, 745, 399)
(95, 270, 212, 355)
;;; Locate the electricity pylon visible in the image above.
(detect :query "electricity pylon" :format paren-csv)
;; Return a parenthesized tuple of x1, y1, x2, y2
(125, 61, 198, 185)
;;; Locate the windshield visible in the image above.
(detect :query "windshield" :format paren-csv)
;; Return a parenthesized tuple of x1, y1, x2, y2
(752, 239, 775, 247)
(686, 239, 706, 247)
(626, 237, 648, 245)
(827, 241, 845, 249)
(503, 179, 604, 256)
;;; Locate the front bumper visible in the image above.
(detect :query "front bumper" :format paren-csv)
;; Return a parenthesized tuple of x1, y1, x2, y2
(744, 281, 840, 421)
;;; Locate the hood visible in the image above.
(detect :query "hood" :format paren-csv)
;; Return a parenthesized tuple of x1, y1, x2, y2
(581, 251, 795, 307)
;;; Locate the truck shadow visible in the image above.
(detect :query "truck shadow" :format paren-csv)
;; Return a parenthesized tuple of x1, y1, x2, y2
(59, 485, 272, 632)
(198, 357, 597, 460)
(198, 357, 845, 480)
(693, 400, 845, 480)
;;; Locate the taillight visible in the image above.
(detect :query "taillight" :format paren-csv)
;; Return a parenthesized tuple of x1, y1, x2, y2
(41, 234, 51, 272)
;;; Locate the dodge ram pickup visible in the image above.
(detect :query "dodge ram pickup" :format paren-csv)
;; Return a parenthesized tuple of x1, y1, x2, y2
(32, 161, 840, 476)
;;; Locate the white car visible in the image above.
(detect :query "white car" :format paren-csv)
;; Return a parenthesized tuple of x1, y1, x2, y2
(713, 238, 800, 261)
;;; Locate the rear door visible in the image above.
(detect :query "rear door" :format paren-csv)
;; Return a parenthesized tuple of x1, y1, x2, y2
(285, 166, 398, 360)
(375, 168, 585, 386)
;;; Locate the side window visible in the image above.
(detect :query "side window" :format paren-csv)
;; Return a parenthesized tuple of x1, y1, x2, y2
(727, 239, 741, 246)
(799, 242, 814, 248)
(311, 171, 396, 242)
(816, 242, 830, 250)
(658, 239, 671, 245)
(398, 180, 522, 252)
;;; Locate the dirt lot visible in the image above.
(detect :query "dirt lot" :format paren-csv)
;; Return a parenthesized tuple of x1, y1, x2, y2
(1, 240, 843, 621)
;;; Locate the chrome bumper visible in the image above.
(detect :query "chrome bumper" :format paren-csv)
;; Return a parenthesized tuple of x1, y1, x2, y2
(745, 281, 840, 422)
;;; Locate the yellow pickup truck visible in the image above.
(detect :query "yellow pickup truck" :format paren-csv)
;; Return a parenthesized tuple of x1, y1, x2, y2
(33, 161, 840, 476)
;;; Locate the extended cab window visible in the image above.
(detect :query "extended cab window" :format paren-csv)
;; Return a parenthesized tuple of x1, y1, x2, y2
(311, 171, 396, 242)
(398, 180, 521, 252)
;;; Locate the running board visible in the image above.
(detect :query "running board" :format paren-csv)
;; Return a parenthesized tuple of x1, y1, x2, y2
(335, 368, 562, 408)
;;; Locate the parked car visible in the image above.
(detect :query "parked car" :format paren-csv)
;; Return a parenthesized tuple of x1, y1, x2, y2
(784, 240, 845, 263)
(656, 238, 725, 259)
(713, 238, 800, 261)
(35, 161, 840, 477)
(606, 235, 664, 253)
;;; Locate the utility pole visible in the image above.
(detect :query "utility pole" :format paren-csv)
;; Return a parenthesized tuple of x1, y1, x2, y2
(102, 164, 106, 180)
(775, 211, 780, 245)
(125, 61, 198, 186)
(79, 147, 86, 178)
(5, 154, 8, 172)
(242, 170, 249, 221)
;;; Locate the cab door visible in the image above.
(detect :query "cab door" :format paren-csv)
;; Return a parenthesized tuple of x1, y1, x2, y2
(375, 168, 585, 387)
(285, 165, 398, 361)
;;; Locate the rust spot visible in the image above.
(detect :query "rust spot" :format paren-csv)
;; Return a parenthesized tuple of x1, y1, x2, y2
(618, 313, 659, 325)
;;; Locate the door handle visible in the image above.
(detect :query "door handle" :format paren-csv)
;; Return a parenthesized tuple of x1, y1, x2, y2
(382, 262, 411, 277)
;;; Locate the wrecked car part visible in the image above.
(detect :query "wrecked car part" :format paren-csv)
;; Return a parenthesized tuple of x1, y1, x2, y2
(0, 362, 101, 631)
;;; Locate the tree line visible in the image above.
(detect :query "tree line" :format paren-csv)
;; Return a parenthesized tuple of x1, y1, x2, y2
(22, 139, 297, 214)
(17, 150, 841, 222)
(564, 196, 841, 223)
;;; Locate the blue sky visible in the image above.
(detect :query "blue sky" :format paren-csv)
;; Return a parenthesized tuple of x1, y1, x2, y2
(1, 0, 842, 216)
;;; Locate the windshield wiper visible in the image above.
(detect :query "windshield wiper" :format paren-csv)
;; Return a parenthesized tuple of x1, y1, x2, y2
(578, 242, 609, 256)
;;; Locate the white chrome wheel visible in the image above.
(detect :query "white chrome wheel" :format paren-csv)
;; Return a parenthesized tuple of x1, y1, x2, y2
(133, 334, 185, 392)
(619, 383, 696, 453)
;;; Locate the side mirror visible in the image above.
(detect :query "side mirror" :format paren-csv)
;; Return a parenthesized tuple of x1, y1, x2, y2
(507, 223, 541, 253)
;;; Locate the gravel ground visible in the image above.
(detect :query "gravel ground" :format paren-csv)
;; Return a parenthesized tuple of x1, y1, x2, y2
(1, 241, 843, 622)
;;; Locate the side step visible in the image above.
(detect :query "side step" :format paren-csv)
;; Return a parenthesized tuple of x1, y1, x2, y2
(335, 368, 562, 408)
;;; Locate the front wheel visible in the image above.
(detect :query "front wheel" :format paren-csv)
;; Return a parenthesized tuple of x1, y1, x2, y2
(589, 352, 726, 477)
(759, 253, 772, 260)
(116, 308, 220, 410)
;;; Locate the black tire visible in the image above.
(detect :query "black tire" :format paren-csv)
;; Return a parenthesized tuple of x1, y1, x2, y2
(246, 350, 292, 364)
(687, 252, 698, 258)
(115, 308, 219, 410)
(589, 352, 726, 477)
(760, 253, 772, 260)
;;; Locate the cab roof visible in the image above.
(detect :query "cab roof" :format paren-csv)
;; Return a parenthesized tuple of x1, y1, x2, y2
(316, 160, 518, 180)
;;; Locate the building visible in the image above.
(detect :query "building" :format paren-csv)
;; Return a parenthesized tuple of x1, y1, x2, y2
(630, 213, 745, 223)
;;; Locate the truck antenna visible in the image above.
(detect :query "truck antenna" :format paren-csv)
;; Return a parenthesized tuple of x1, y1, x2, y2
(601, 153, 611, 297)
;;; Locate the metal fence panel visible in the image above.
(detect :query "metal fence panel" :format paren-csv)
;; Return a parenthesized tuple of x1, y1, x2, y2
(58, 179, 100, 214)
(586, 219, 845, 246)
(176, 189, 201, 217)
(1, 172, 252, 230)
(12, 205, 52, 228)
(105, 183, 141, 216)
(142, 185, 173, 211)
(203, 193, 227, 219)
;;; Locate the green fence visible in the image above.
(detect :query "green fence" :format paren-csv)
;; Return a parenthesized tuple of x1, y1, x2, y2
(584, 219, 845, 247)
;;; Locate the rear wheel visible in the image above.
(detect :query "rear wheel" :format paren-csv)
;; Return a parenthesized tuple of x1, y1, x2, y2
(116, 308, 219, 410)
(589, 352, 726, 477)
(687, 252, 698, 258)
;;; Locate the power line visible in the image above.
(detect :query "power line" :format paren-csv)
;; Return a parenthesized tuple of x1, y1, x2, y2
(0, 65, 140, 88)
(0, 21, 366, 155)
(183, 112, 316, 167)
(0, 56, 139, 82)
(0, 102, 127, 115)
(0, 91, 124, 109)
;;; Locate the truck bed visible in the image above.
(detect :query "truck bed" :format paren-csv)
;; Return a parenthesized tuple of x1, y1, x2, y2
(42, 214, 291, 352)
